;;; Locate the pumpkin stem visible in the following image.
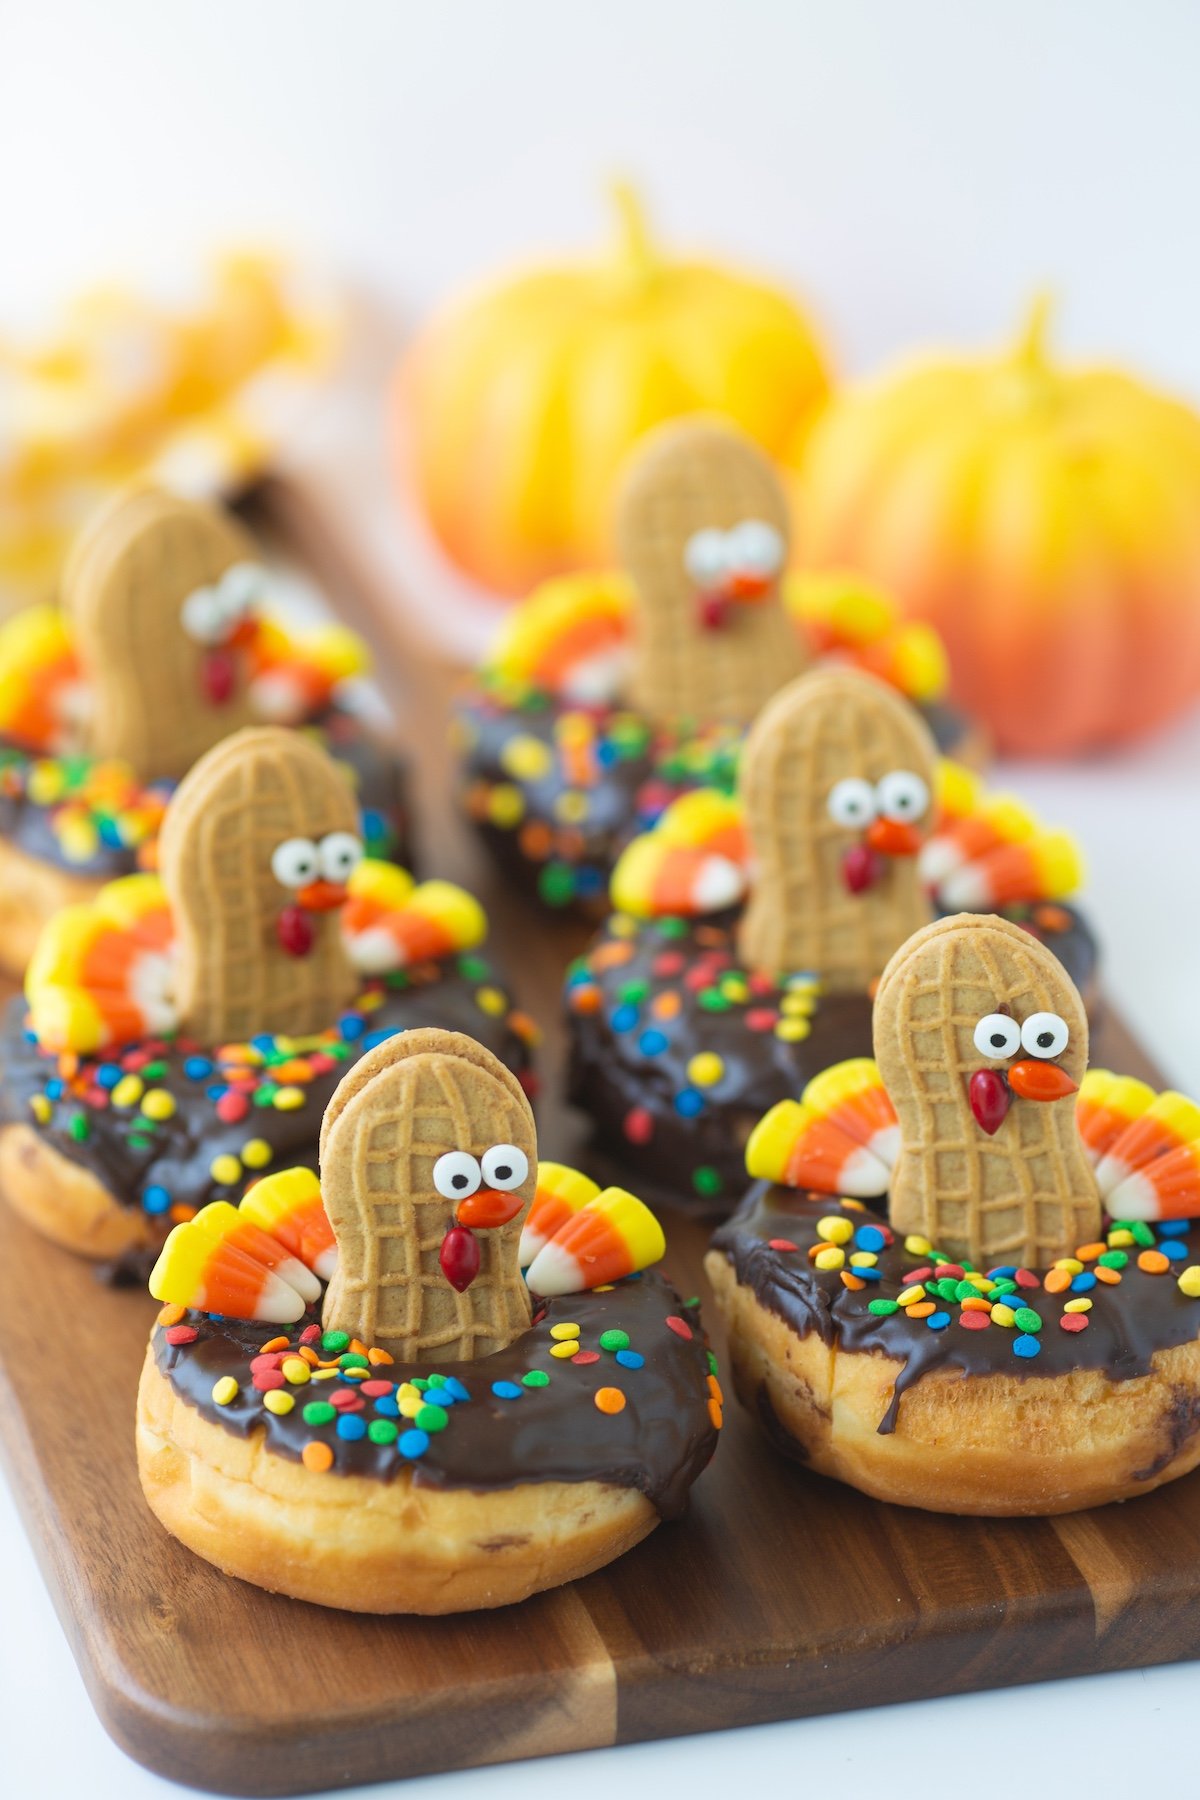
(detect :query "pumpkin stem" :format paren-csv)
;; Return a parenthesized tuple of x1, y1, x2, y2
(609, 180, 658, 284)
(1012, 291, 1055, 370)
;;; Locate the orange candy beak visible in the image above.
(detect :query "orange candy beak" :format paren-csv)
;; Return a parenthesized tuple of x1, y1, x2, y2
(725, 570, 772, 603)
(296, 880, 349, 913)
(1008, 1059, 1079, 1102)
(866, 817, 922, 858)
(456, 1188, 525, 1229)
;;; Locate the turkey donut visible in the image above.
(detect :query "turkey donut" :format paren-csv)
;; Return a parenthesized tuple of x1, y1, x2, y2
(455, 418, 978, 917)
(0, 484, 411, 974)
(137, 1028, 720, 1613)
(0, 726, 534, 1277)
(706, 914, 1200, 1515)
(565, 670, 1095, 1217)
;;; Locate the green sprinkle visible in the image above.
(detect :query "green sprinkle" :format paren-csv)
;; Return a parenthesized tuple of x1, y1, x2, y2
(619, 979, 649, 1004)
(368, 1420, 399, 1445)
(302, 1401, 337, 1426)
(253, 1083, 279, 1106)
(141, 1060, 168, 1080)
(991, 1278, 1018, 1296)
(599, 1329, 630, 1352)
(868, 1298, 900, 1316)
(954, 1280, 978, 1302)
(321, 1330, 350, 1354)
(658, 917, 688, 939)
(338, 1352, 369, 1370)
(706, 1350, 719, 1375)
(458, 954, 489, 982)
(538, 862, 576, 906)
(1131, 1222, 1157, 1248)
(416, 1403, 448, 1433)
(697, 988, 731, 1011)
(384, 968, 411, 989)
(412, 1377, 430, 1391)
(522, 1370, 550, 1388)
(68, 1113, 89, 1143)
(1099, 1250, 1128, 1269)
(692, 1165, 722, 1196)
(1013, 1306, 1043, 1333)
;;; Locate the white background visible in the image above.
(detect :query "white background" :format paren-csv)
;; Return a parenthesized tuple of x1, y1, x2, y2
(2, 3, 1200, 1796)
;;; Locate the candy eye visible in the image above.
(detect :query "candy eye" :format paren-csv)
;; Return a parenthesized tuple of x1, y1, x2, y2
(432, 1151, 482, 1201)
(876, 769, 930, 823)
(481, 1144, 528, 1191)
(728, 519, 783, 575)
(1021, 1012, 1069, 1059)
(270, 837, 320, 888)
(684, 528, 729, 586)
(827, 778, 877, 828)
(318, 831, 363, 883)
(181, 586, 225, 645)
(973, 1013, 1022, 1059)
(216, 561, 264, 622)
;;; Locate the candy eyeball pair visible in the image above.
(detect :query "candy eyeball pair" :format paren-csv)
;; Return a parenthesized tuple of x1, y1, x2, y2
(432, 1145, 529, 1200)
(270, 831, 363, 889)
(827, 770, 929, 829)
(181, 562, 265, 646)
(684, 520, 784, 586)
(973, 1011, 1070, 1061)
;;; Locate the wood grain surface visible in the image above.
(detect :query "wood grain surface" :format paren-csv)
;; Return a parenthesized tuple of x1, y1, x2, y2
(2, 477, 1200, 1797)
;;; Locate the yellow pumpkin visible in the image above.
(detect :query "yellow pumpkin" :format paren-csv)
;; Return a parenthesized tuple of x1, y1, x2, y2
(790, 299, 1200, 755)
(395, 186, 831, 598)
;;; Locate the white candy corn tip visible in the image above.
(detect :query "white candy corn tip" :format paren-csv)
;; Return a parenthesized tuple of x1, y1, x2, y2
(524, 1242, 580, 1298)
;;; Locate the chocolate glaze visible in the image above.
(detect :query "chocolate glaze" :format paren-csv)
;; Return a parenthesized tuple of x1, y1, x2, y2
(0, 959, 532, 1279)
(152, 1275, 719, 1519)
(711, 1183, 1200, 1438)
(456, 687, 975, 918)
(565, 906, 1098, 1218)
(0, 702, 413, 880)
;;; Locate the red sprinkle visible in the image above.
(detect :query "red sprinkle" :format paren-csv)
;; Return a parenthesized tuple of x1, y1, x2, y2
(299, 1324, 322, 1344)
(571, 1350, 601, 1365)
(665, 1315, 694, 1340)
(252, 1369, 286, 1391)
(745, 1009, 779, 1032)
(652, 951, 686, 978)
(623, 1107, 653, 1145)
(329, 1387, 363, 1409)
(905, 1266, 933, 1284)
(164, 1325, 198, 1346)
(768, 1238, 799, 1253)
(360, 1379, 394, 1398)
(216, 1090, 250, 1124)
(1059, 1314, 1089, 1333)
(958, 1311, 990, 1330)
(1015, 1269, 1041, 1289)
(936, 1264, 965, 1281)
(250, 1352, 285, 1372)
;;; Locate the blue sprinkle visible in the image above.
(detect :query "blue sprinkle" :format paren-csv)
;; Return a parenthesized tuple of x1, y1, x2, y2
(98, 818, 123, 848)
(674, 1088, 704, 1118)
(615, 1349, 645, 1370)
(440, 1377, 471, 1403)
(339, 1013, 365, 1041)
(575, 866, 604, 898)
(96, 1063, 123, 1090)
(925, 1311, 950, 1331)
(183, 1055, 214, 1081)
(1162, 1239, 1189, 1262)
(1069, 1271, 1097, 1293)
(596, 742, 617, 768)
(610, 1004, 639, 1033)
(142, 1185, 171, 1215)
(492, 1380, 523, 1400)
(251, 1034, 276, 1055)
(988, 1265, 1018, 1279)
(22, 1028, 37, 1045)
(45, 1078, 65, 1101)
(336, 1414, 367, 1440)
(638, 1029, 669, 1057)
(424, 1379, 456, 1406)
(205, 1083, 226, 1102)
(1158, 1220, 1190, 1237)
(854, 1226, 886, 1253)
(1013, 1334, 1041, 1359)
(372, 1395, 399, 1417)
(854, 1264, 883, 1282)
(398, 1429, 430, 1458)
(363, 1025, 401, 1051)
(360, 807, 385, 840)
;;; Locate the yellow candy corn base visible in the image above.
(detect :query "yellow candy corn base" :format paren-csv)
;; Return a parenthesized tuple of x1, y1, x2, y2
(705, 1251, 1200, 1515)
(136, 1352, 657, 1613)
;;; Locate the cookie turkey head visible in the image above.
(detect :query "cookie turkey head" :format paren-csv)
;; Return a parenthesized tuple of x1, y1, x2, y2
(161, 725, 361, 1044)
(737, 667, 939, 991)
(63, 486, 264, 779)
(874, 912, 1100, 1268)
(618, 417, 804, 728)
(318, 1029, 538, 1362)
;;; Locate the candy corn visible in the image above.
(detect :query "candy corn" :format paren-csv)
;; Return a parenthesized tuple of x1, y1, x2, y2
(25, 873, 175, 1054)
(490, 572, 631, 703)
(518, 1162, 600, 1266)
(149, 1217, 309, 1322)
(1087, 1087, 1200, 1221)
(746, 1059, 897, 1196)
(0, 604, 81, 749)
(934, 831, 1085, 911)
(239, 1167, 338, 1281)
(611, 789, 748, 920)
(524, 1187, 666, 1296)
(342, 868, 485, 972)
(1076, 1069, 1158, 1161)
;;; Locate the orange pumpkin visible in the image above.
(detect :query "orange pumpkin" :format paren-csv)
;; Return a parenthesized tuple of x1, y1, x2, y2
(790, 300, 1200, 755)
(395, 186, 831, 598)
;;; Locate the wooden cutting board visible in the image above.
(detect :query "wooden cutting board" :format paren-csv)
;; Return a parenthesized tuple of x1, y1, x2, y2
(3, 478, 1200, 1799)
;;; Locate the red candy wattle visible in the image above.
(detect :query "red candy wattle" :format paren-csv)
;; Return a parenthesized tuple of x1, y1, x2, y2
(201, 647, 238, 705)
(842, 843, 884, 895)
(439, 1224, 481, 1292)
(968, 1068, 1011, 1136)
(697, 593, 726, 631)
(277, 905, 315, 957)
